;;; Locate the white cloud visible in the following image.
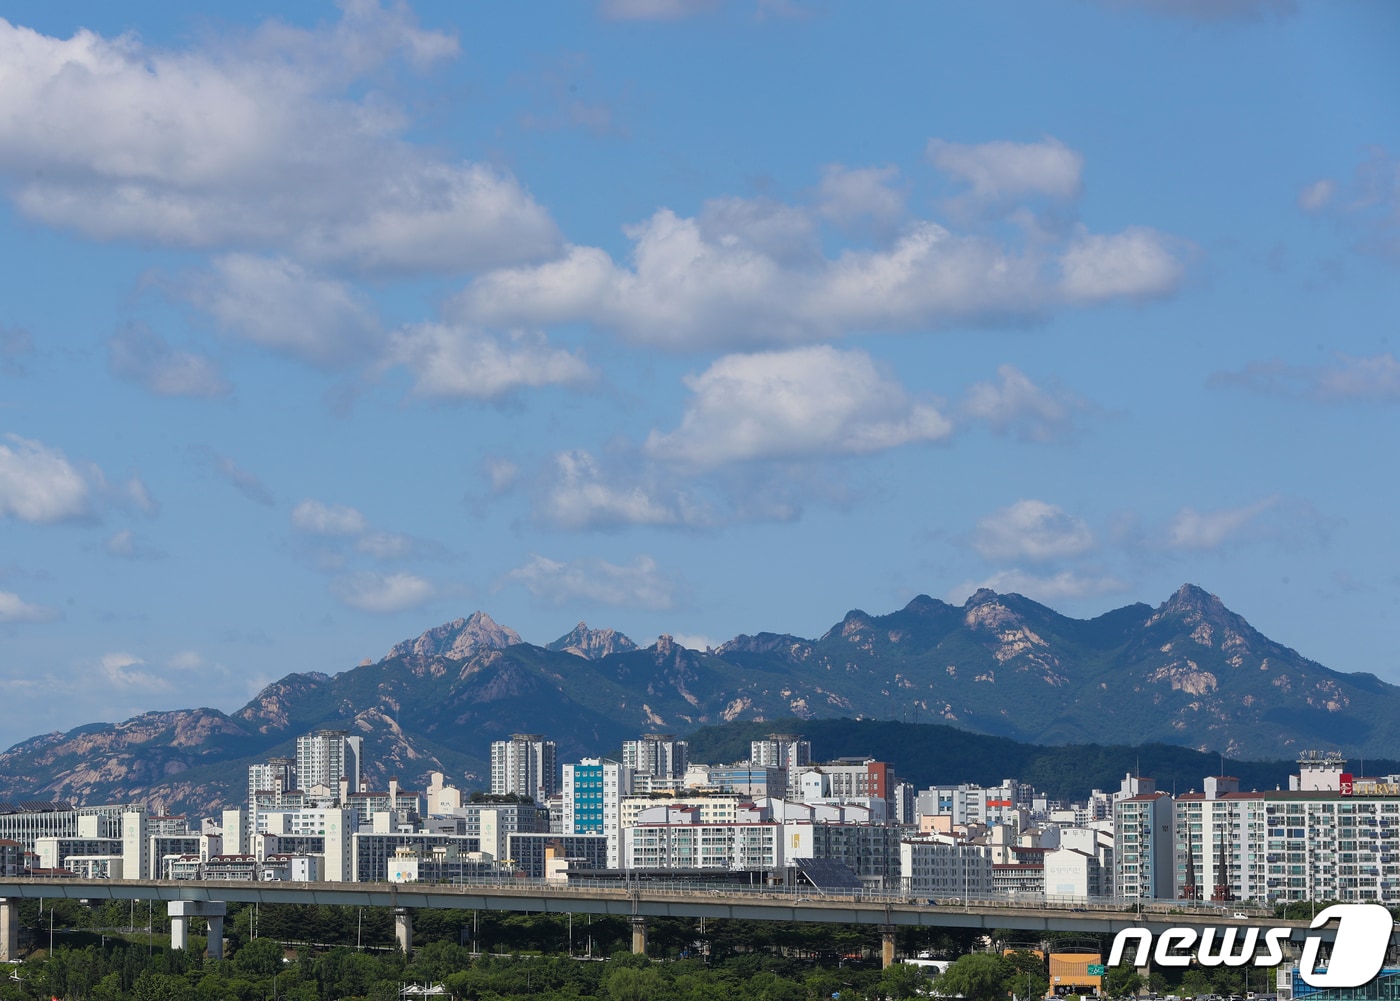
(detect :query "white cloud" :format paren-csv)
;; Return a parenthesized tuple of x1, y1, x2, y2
(99, 652, 171, 692)
(0, 590, 58, 623)
(500, 553, 679, 610)
(1211, 353, 1400, 403)
(644, 346, 952, 466)
(330, 571, 435, 614)
(0, 9, 558, 273)
(972, 500, 1095, 563)
(107, 325, 229, 399)
(697, 196, 819, 263)
(1058, 226, 1187, 302)
(167, 651, 204, 670)
(954, 568, 1129, 604)
(814, 164, 906, 236)
(963, 364, 1085, 441)
(540, 449, 708, 530)
(1166, 496, 1280, 550)
(599, 0, 721, 20)
(0, 433, 95, 523)
(1298, 178, 1336, 213)
(186, 255, 383, 368)
(291, 499, 368, 537)
(384, 323, 593, 400)
(927, 136, 1083, 208)
(458, 199, 1186, 350)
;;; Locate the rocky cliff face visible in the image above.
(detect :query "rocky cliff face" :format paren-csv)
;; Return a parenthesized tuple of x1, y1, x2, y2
(0, 587, 1395, 817)
(547, 622, 639, 660)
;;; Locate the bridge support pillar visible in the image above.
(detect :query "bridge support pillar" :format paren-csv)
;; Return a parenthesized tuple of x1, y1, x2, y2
(206, 914, 225, 960)
(631, 916, 647, 956)
(881, 926, 896, 969)
(168, 900, 226, 954)
(395, 907, 413, 957)
(0, 899, 16, 962)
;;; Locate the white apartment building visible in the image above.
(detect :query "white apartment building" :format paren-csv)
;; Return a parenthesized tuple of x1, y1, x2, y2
(624, 808, 783, 871)
(295, 730, 363, 793)
(490, 734, 558, 803)
(900, 836, 994, 899)
(751, 734, 812, 772)
(1113, 787, 1175, 899)
(622, 734, 688, 780)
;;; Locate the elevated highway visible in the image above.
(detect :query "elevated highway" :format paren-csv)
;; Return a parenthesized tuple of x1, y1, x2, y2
(0, 876, 1313, 966)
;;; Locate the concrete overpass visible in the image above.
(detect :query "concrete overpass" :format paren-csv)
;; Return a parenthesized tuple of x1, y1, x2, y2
(0, 877, 1314, 968)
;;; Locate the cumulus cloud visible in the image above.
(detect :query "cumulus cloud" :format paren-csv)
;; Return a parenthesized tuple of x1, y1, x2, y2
(644, 346, 952, 466)
(1058, 226, 1187, 302)
(814, 164, 906, 237)
(0, 589, 58, 623)
(209, 453, 275, 507)
(383, 324, 593, 400)
(1165, 496, 1280, 550)
(972, 500, 1096, 563)
(1210, 353, 1400, 403)
(540, 449, 710, 530)
(0, 8, 558, 273)
(954, 568, 1129, 604)
(927, 136, 1083, 209)
(458, 197, 1186, 350)
(500, 553, 679, 610)
(107, 324, 229, 398)
(291, 499, 368, 536)
(0, 433, 96, 523)
(963, 364, 1086, 441)
(330, 570, 435, 613)
(290, 499, 421, 564)
(99, 653, 171, 692)
(185, 255, 383, 368)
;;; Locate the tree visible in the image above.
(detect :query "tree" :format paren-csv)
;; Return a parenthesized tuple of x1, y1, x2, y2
(878, 961, 931, 999)
(606, 964, 667, 1001)
(940, 953, 1010, 1001)
(232, 935, 284, 979)
(1104, 965, 1143, 999)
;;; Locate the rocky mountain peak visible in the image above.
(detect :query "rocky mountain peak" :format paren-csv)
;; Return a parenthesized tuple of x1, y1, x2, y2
(386, 611, 522, 666)
(962, 589, 1023, 631)
(547, 621, 639, 660)
(1149, 584, 1257, 649)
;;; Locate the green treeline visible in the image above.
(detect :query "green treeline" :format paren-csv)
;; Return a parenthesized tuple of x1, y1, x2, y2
(684, 718, 1398, 800)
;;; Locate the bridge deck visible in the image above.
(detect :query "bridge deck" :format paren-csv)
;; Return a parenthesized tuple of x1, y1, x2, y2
(0, 878, 1312, 935)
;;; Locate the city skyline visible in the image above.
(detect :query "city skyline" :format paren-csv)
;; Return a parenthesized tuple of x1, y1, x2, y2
(0, 1, 1397, 749)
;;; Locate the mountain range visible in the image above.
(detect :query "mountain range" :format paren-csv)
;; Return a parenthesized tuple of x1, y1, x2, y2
(1, 583, 1395, 817)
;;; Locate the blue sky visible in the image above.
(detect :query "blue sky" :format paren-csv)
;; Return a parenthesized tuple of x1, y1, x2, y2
(0, 0, 1397, 749)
